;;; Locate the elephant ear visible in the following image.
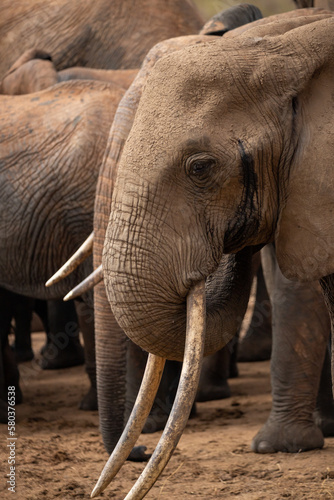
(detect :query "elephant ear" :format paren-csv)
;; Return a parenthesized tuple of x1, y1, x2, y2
(275, 19, 334, 282)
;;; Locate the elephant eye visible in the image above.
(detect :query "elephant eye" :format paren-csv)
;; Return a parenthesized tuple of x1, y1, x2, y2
(186, 155, 217, 188)
(191, 160, 211, 175)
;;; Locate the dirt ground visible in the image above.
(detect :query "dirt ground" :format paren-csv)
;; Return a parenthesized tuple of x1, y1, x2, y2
(1, 332, 334, 500)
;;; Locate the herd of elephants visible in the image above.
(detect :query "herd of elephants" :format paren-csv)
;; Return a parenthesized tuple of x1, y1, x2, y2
(1, 0, 334, 497)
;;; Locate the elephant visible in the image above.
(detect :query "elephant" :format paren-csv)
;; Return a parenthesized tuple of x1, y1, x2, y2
(0, 49, 138, 95)
(0, 79, 126, 423)
(237, 256, 272, 362)
(0, 0, 203, 77)
(89, 11, 334, 498)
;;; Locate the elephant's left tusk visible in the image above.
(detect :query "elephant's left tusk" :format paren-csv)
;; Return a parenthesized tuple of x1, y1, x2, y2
(91, 354, 166, 498)
(63, 264, 103, 301)
(45, 232, 94, 287)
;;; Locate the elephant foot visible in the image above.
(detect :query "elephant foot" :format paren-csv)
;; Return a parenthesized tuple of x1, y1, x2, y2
(141, 406, 169, 434)
(237, 327, 272, 362)
(128, 446, 151, 462)
(79, 385, 98, 411)
(141, 402, 197, 434)
(251, 416, 324, 453)
(40, 338, 85, 370)
(196, 379, 231, 402)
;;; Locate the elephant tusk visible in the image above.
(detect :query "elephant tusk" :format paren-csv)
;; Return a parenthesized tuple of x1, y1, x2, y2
(92, 280, 206, 499)
(91, 353, 166, 498)
(63, 264, 103, 301)
(45, 232, 94, 287)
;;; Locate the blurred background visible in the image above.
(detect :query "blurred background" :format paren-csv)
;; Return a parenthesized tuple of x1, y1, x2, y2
(194, 0, 294, 19)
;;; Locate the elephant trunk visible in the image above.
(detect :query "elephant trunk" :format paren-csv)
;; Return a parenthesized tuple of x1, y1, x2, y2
(103, 160, 254, 360)
(104, 204, 253, 361)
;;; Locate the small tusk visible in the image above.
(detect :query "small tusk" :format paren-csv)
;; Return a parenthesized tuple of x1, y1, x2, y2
(63, 264, 103, 301)
(104, 280, 206, 500)
(45, 232, 94, 287)
(91, 354, 166, 498)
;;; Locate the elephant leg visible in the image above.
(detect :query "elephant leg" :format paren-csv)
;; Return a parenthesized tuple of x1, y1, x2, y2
(125, 340, 184, 434)
(0, 288, 22, 410)
(252, 244, 329, 453)
(238, 254, 272, 362)
(314, 343, 334, 436)
(12, 294, 34, 363)
(0, 341, 16, 424)
(33, 299, 49, 355)
(74, 299, 97, 411)
(196, 344, 232, 402)
(39, 299, 84, 370)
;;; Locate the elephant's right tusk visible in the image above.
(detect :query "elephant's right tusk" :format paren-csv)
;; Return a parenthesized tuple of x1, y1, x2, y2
(91, 353, 166, 498)
(63, 264, 103, 301)
(45, 232, 94, 287)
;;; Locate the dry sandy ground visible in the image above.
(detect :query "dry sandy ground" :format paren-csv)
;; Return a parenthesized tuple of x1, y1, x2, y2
(1, 332, 334, 500)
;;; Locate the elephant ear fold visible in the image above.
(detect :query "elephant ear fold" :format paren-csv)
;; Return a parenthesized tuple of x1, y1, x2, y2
(275, 27, 334, 282)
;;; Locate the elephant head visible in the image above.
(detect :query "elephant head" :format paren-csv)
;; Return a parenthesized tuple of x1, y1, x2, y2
(94, 13, 334, 497)
(104, 15, 334, 357)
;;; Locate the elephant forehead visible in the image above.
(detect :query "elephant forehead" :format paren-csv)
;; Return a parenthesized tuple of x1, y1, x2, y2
(126, 42, 291, 157)
(138, 36, 285, 113)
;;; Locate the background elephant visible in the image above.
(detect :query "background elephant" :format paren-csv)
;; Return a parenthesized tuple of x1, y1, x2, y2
(0, 79, 124, 420)
(0, 49, 138, 95)
(0, 0, 203, 77)
(92, 11, 334, 496)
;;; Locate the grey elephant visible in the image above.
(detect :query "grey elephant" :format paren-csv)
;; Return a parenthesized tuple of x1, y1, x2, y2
(87, 11, 334, 498)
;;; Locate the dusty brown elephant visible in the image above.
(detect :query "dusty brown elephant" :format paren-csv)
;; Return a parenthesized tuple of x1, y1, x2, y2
(87, 12, 334, 498)
(0, 0, 203, 77)
(0, 80, 126, 421)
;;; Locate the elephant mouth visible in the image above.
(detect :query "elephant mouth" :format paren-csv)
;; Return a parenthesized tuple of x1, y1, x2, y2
(91, 280, 206, 498)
